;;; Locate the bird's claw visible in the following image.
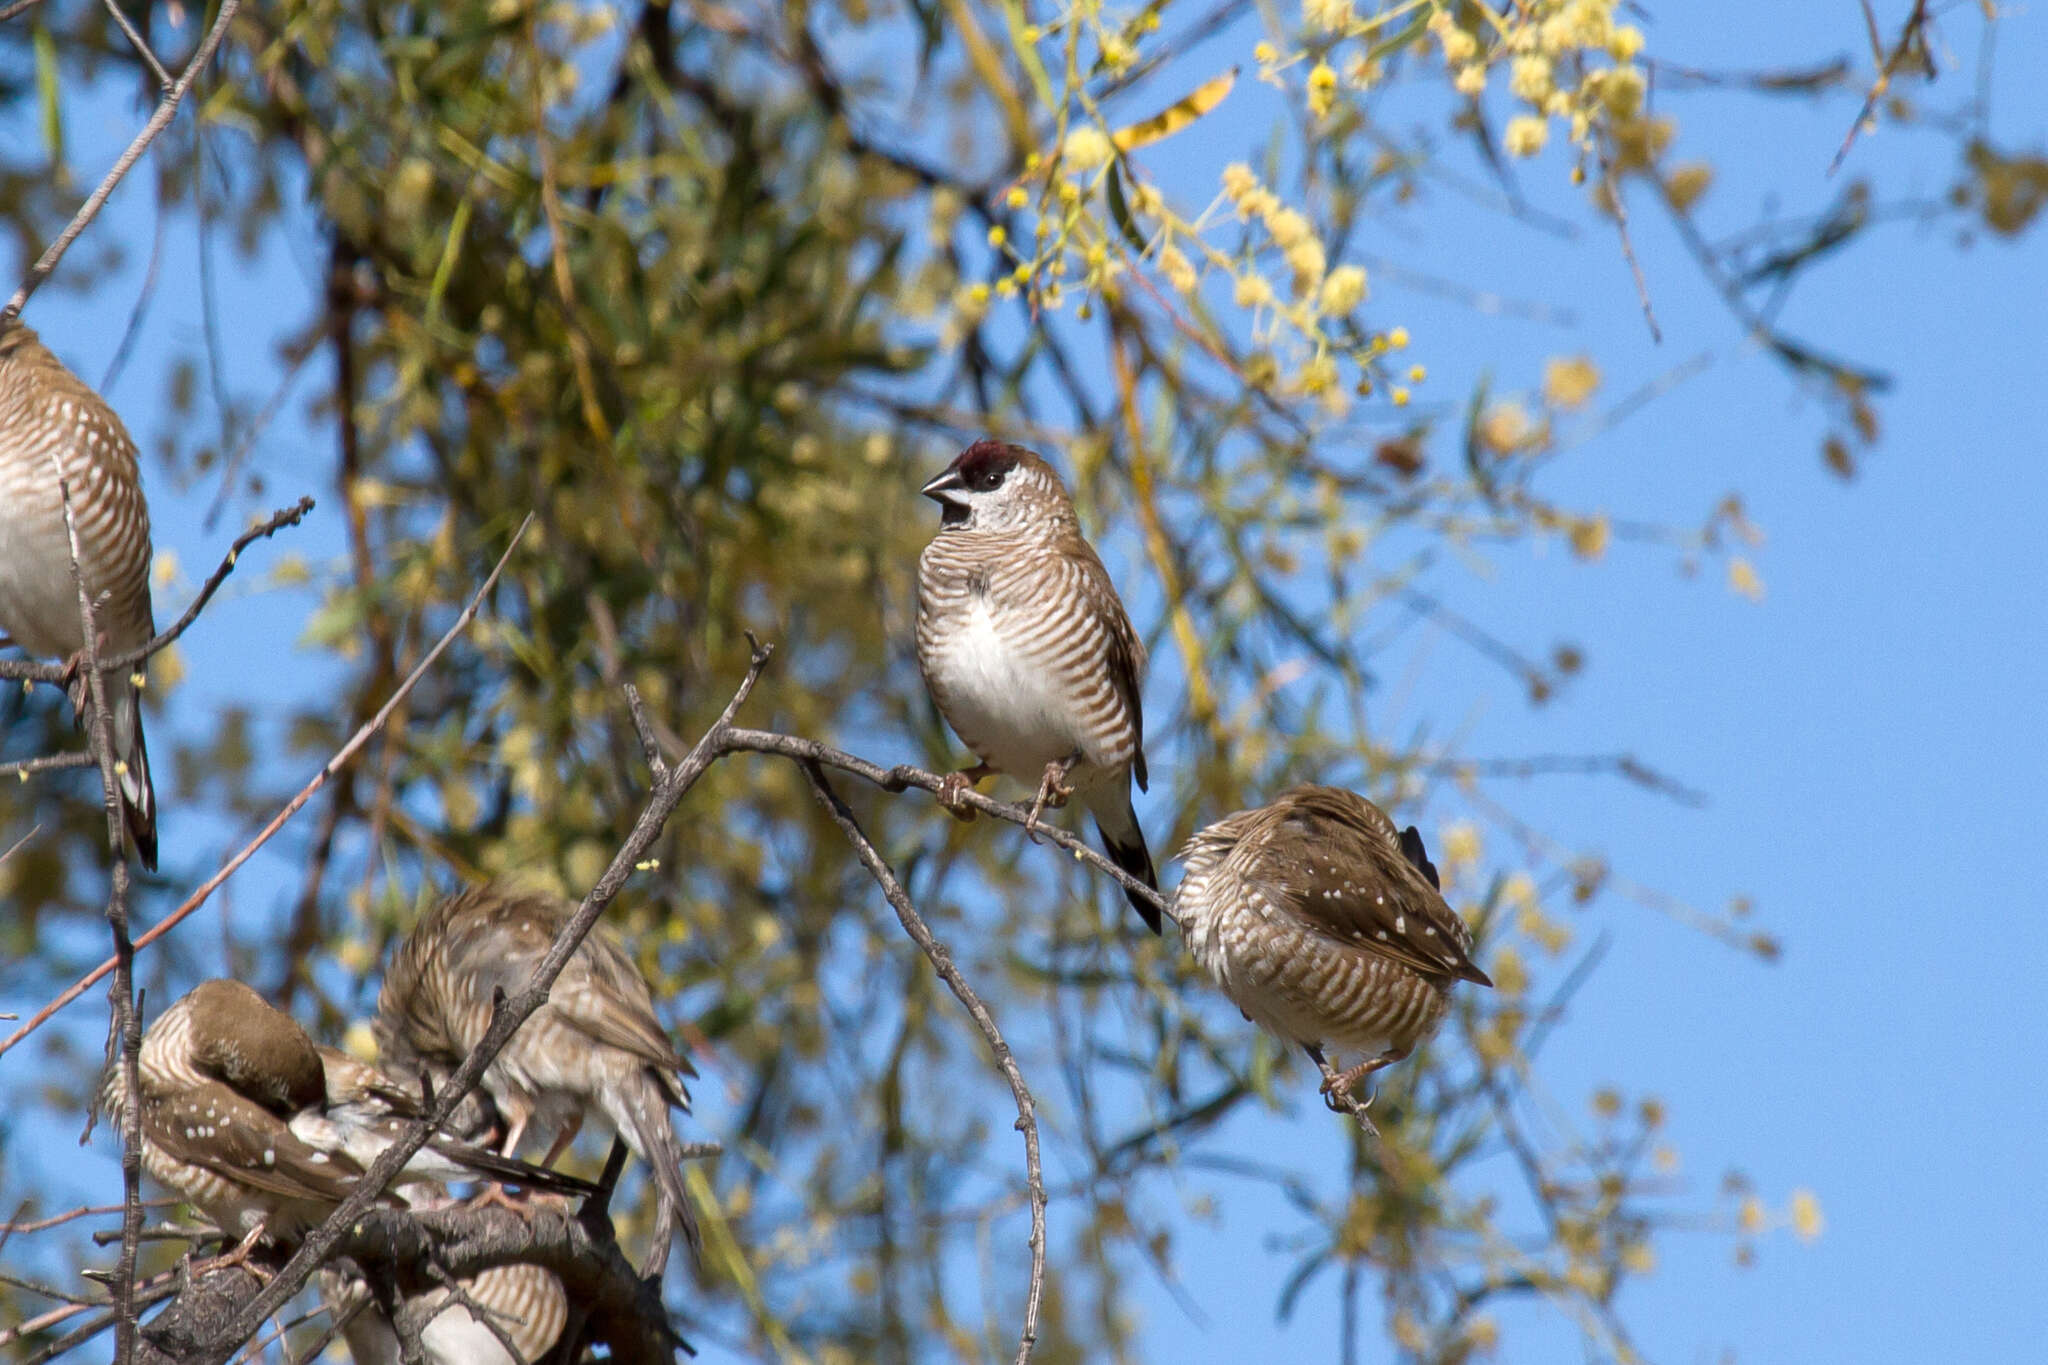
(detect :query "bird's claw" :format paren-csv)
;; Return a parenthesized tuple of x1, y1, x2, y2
(465, 1185, 532, 1216)
(1315, 1056, 1386, 1133)
(937, 772, 980, 822)
(1023, 757, 1078, 844)
(190, 1224, 273, 1284)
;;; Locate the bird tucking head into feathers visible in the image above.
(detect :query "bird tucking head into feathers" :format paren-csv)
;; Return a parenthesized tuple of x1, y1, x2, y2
(107, 979, 593, 1255)
(1171, 786, 1492, 1101)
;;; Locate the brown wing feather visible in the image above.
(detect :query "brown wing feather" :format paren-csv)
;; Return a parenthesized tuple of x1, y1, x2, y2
(145, 1083, 364, 1205)
(414, 887, 696, 1083)
(1266, 786, 1492, 986)
(1060, 532, 1148, 789)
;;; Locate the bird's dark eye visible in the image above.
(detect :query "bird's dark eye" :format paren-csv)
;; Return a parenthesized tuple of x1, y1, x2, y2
(968, 466, 1007, 492)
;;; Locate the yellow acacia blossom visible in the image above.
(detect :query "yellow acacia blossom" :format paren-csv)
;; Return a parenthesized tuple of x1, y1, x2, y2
(1544, 354, 1601, 408)
(1505, 115, 1549, 157)
(1303, 0, 1352, 31)
(1158, 243, 1198, 295)
(1308, 60, 1338, 118)
(1287, 238, 1327, 295)
(1061, 125, 1114, 170)
(1319, 264, 1368, 314)
(1234, 271, 1276, 309)
(1510, 54, 1554, 103)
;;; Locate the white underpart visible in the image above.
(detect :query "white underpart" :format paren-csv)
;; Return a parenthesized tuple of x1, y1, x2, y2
(925, 596, 1109, 791)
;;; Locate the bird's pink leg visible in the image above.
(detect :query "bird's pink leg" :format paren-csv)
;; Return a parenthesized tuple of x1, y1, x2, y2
(498, 1114, 529, 1160)
(471, 1114, 583, 1213)
(538, 1114, 584, 1171)
(936, 762, 997, 822)
(1313, 1045, 1403, 1120)
(191, 1222, 272, 1284)
(1023, 753, 1080, 844)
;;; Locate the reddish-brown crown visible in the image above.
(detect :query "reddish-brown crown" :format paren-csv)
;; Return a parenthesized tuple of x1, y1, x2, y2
(948, 439, 1029, 491)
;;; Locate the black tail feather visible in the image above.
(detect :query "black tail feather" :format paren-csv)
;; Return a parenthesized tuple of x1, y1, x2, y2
(1095, 816, 1161, 935)
(1397, 824, 1439, 890)
(429, 1138, 603, 1197)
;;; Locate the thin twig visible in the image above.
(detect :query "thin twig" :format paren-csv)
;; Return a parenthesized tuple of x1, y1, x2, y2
(1829, 0, 1931, 176)
(4, 0, 244, 318)
(799, 761, 1047, 1365)
(1425, 753, 1707, 807)
(51, 472, 145, 1364)
(0, 752, 97, 779)
(716, 729, 1174, 925)
(284, 1295, 366, 1365)
(0, 1199, 177, 1235)
(1598, 150, 1661, 344)
(0, 497, 314, 685)
(0, 512, 526, 1060)
(101, 0, 172, 91)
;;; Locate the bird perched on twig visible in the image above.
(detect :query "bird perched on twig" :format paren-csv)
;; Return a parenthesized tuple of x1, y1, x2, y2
(374, 885, 702, 1270)
(0, 316, 158, 868)
(320, 1259, 568, 1365)
(1171, 786, 1493, 1102)
(915, 439, 1161, 933)
(105, 980, 593, 1266)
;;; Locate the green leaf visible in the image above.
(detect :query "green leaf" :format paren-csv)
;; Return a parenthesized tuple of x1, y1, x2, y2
(1105, 161, 1147, 255)
(33, 20, 61, 168)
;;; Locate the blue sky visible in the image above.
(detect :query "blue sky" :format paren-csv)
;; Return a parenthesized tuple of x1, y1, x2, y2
(4, 2, 2046, 1361)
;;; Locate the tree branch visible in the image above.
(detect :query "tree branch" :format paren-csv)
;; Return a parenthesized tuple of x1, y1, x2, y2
(0, 510, 522, 1061)
(50, 472, 145, 1364)
(799, 762, 1047, 1365)
(0, 496, 315, 685)
(716, 729, 1174, 926)
(3, 0, 244, 319)
(130, 1202, 675, 1365)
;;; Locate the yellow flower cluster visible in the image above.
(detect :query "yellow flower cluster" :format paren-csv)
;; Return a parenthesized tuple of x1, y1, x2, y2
(1421, 0, 1648, 160)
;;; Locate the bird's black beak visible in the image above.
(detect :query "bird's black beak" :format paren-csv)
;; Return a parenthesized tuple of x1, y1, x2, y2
(920, 468, 965, 502)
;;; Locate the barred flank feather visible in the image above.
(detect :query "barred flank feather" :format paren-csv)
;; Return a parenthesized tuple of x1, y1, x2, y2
(1171, 787, 1492, 1077)
(0, 318, 159, 870)
(915, 441, 1158, 933)
(376, 886, 702, 1275)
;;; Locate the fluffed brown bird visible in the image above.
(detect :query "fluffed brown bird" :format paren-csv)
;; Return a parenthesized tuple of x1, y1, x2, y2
(1171, 786, 1493, 1098)
(105, 980, 592, 1256)
(320, 1259, 568, 1365)
(916, 439, 1160, 931)
(0, 316, 158, 867)
(374, 885, 701, 1264)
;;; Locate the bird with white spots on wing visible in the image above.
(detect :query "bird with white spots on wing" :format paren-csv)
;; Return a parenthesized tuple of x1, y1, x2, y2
(104, 980, 594, 1269)
(914, 439, 1162, 933)
(1171, 785, 1493, 1105)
